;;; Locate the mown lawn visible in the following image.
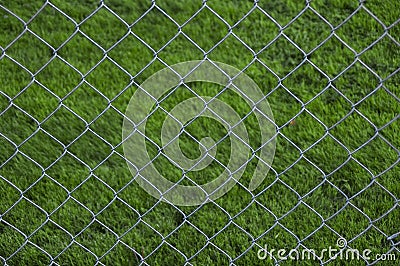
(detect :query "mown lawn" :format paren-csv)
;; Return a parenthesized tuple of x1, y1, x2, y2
(0, 0, 399, 265)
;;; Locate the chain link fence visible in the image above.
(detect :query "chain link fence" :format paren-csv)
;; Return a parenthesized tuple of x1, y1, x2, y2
(0, 0, 399, 265)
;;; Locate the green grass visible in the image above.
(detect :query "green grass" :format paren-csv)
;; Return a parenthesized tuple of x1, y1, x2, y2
(0, 0, 399, 265)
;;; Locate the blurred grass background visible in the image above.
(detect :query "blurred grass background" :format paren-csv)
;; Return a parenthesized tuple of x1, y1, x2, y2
(0, 0, 399, 265)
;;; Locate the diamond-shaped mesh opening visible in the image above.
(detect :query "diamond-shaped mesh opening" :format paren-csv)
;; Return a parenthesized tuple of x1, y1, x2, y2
(54, 243, 97, 265)
(104, 0, 151, 24)
(6, 31, 52, 72)
(20, 130, 64, 168)
(305, 135, 349, 174)
(357, 88, 399, 128)
(331, 111, 376, 151)
(208, 35, 253, 69)
(93, 153, 132, 191)
(80, 8, 127, 49)
(310, 35, 354, 77)
(233, 9, 279, 52)
(0, 1, 44, 22)
(234, 202, 276, 238)
(214, 185, 253, 216)
(258, 36, 304, 77)
(280, 158, 323, 196)
(25, 176, 68, 213)
(0, 221, 26, 258)
(30, 221, 72, 258)
(284, 9, 332, 52)
(327, 159, 372, 197)
(97, 198, 139, 236)
(0, 57, 32, 98)
(303, 182, 347, 219)
(281, 203, 322, 240)
(28, 5, 76, 48)
(268, 85, 302, 126)
(49, 0, 98, 23)
(188, 203, 230, 237)
(279, 110, 326, 151)
(189, 244, 230, 265)
(76, 221, 117, 257)
(41, 106, 86, 145)
(36, 57, 82, 98)
(364, 0, 400, 26)
(211, 223, 252, 260)
(284, 62, 329, 103)
(183, 7, 228, 52)
(257, 182, 299, 218)
(0, 8, 24, 48)
(2, 198, 47, 235)
(107, 34, 154, 76)
(327, 205, 370, 240)
(310, 0, 358, 26)
(0, 177, 20, 213)
(158, 34, 204, 65)
(131, 7, 177, 51)
(207, 1, 253, 26)
(68, 131, 112, 168)
(7, 242, 51, 266)
(58, 32, 103, 74)
(333, 61, 380, 103)
(89, 108, 123, 147)
(51, 198, 93, 235)
(120, 222, 163, 259)
(351, 183, 396, 219)
(63, 83, 109, 123)
(142, 202, 183, 236)
(118, 180, 158, 214)
(242, 60, 280, 94)
(360, 36, 400, 78)
(0, 105, 37, 144)
(0, 136, 16, 166)
(72, 176, 114, 214)
(257, 1, 306, 26)
(337, 8, 385, 52)
(179, 115, 230, 184)
(85, 58, 130, 99)
(307, 85, 353, 127)
(168, 223, 208, 258)
(0, 153, 42, 191)
(147, 242, 187, 265)
(352, 136, 399, 175)
(13, 83, 59, 122)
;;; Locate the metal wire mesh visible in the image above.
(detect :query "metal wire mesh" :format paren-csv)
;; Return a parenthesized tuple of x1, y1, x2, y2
(0, 0, 399, 265)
